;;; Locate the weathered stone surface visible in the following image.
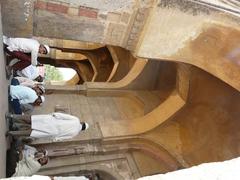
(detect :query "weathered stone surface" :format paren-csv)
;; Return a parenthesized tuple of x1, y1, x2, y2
(47, 0, 134, 11)
(105, 23, 126, 45)
(1, 0, 34, 37)
(34, 0, 47, 10)
(78, 6, 98, 18)
(46, 2, 69, 14)
(121, 12, 130, 24)
(67, 7, 79, 16)
(125, 8, 151, 50)
(34, 10, 104, 42)
(107, 12, 121, 22)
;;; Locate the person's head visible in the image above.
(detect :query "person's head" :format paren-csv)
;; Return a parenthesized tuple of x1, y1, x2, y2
(38, 156, 48, 166)
(33, 95, 45, 106)
(80, 122, 89, 131)
(34, 75, 44, 82)
(39, 44, 50, 55)
(33, 85, 45, 95)
(35, 149, 48, 159)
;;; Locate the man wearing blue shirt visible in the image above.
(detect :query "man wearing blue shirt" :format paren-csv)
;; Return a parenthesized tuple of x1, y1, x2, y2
(9, 85, 45, 114)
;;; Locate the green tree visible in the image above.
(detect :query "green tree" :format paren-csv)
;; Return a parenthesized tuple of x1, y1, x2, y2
(44, 65, 63, 81)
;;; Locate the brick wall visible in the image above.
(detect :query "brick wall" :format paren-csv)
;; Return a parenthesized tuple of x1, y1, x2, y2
(33, 0, 133, 46)
(2, 0, 151, 49)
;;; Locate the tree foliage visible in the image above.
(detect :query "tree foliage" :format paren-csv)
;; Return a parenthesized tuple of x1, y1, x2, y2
(44, 65, 63, 81)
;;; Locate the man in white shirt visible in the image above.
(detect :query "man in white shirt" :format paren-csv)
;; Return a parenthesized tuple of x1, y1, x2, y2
(3, 35, 50, 74)
(9, 85, 45, 114)
(6, 112, 89, 142)
(16, 65, 44, 82)
(13, 77, 45, 95)
(7, 140, 49, 177)
(12, 145, 48, 177)
(14, 77, 38, 88)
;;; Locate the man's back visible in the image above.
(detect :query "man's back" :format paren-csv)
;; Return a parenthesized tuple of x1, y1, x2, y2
(10, 85, 38, 104)
(17, 65, 39, 80)
(31, 113, 81, 141)
(4, 36, 40, 53)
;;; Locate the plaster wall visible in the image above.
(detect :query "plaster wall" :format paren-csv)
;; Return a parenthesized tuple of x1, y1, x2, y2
(135, 0, 240, 92)
(143, 67, 240, 167)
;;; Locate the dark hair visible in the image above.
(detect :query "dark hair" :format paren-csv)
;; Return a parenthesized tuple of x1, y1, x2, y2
(38, 156, 48, 166)
(82, 123, 86, 130)
(35, 75, 44, 82)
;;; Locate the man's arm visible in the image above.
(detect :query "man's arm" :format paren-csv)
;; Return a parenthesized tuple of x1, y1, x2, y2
(11, 51, 31, 62)
(31, 50, 38, 66)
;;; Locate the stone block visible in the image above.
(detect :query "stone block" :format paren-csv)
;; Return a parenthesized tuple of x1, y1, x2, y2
(68, 7, 79, 16)
(105, 23, 126, 45)
(121, 12, 130, 24)
(1, 0, 34, 37)
(107, 12, 121, 22)
(79, 6, 98, 19)
(46, 2, 68, 14)
(34, 10, 104, 42)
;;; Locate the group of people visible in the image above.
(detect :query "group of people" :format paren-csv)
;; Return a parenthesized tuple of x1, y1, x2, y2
(3, 35, 48, 115)
(3, 36, 89, 177)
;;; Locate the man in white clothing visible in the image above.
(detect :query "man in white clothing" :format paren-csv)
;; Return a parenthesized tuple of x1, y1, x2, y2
(13, 77, 45, 95)
(6, 112, 89, 142)
(14, 77, 39, 88)
(12, 145, 48, 177)
(16, 65, 43, 82)
(3, 35, 50, 65)
(9, 85, 45, 114)
(10, 85, 44, 105)
(3, 35, 50, 75)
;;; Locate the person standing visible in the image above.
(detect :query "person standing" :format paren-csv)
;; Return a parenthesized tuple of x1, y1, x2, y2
(7, 112, 89, 142)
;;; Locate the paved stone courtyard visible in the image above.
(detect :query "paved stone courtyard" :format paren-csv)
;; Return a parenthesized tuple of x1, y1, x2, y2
(0, 9, 9, 178)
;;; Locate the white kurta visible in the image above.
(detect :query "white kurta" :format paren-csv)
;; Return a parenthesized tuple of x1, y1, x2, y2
(22, 145, 37, 159)
(3, 36, 40, 66)
(15, 77, 36, 88)
(10, 85, 38, 104)
(12, 157, 41, 177)
(30, 113, 82, 141)
(17, 65, 39, 80)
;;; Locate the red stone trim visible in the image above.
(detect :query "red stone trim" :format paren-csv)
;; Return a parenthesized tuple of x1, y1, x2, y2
(35, 0, 68, 14)
(78, 6, 98, 18)
(35, 1, 100, 18)
(34, 0, 47, 10)
(47, 2, 68, 14)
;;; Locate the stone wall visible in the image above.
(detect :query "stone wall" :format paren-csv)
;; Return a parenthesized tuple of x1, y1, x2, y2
(1, 0, 155, 49)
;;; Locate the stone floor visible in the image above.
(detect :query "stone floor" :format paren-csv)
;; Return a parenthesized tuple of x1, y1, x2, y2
(0, 10, 10, 178)
(33, 94, 145, 123)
